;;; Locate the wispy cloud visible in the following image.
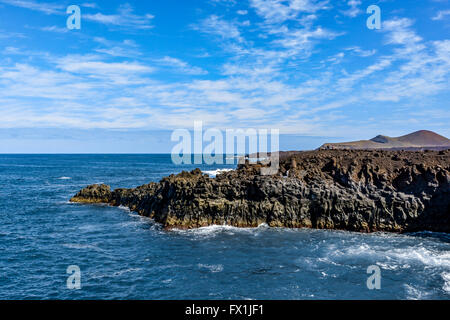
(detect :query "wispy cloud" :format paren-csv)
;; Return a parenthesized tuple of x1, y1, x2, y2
(84, 4, 155, 29)
(272, 26, 343, 57)
(345, 46, 376, 57)
(383, 18, 423, 47)
(0, 0, 64, 14)
(40, 25, 69, 33)
(55, 55, 155, 86)
(0, 1, 154, 30)
(81, 2, 98, 9)
(156, 56, 208, 75)
(249, 0, 330, 24)
(432, 10, 450, 21)
(341, 0, 362, 18)
(194, 15, 244, 42)
(93, 37, 142, 58)
(0, 0, 449, 142)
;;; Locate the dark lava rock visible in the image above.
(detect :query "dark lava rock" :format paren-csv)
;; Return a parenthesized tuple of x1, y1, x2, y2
(71, 184, 112, 204)
(70, 150, 450, 233)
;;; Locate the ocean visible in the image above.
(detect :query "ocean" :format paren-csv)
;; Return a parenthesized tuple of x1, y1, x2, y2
(0, 154, 449, 300)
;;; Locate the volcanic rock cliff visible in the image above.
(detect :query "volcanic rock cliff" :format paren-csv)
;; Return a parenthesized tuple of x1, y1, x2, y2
(71, 150, 450, 233)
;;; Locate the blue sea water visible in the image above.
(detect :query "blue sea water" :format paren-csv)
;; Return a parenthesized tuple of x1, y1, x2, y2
(0, 154, 449, 300)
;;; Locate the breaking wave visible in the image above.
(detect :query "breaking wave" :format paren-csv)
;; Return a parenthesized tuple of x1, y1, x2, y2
(203, 168, 234, 178)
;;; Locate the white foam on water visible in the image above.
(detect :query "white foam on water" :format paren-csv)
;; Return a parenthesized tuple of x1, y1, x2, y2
(89, 268, 142, 280)
(442, 272, 450, 293)
(57, 177, 71, 180)
(172, 223, 269, 239)
(387, 247, 450, 268)
(404, 284, 431, 300)
(78, 224, 104, 232)
(203, 168, 234, 178)
(62, 243, 104, 252)
(117, 221, 140, 228)
(155, 264, 188, 271)
(198, 264, 224, 273)
(173, 225, 239, 237)
(115, 206, 157, 227)
(329, 243, 450, 269)
(376, 262, 411, 271)
(118, 205, 131, 212)
(112, 268, 142, 277)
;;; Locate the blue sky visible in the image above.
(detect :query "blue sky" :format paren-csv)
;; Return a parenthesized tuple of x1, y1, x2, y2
(0, 0, 449, 153)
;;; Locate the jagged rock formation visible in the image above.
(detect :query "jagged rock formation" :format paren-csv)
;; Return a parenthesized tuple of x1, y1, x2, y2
(71, 150, 450, 233)
(320, 130, 450, 151)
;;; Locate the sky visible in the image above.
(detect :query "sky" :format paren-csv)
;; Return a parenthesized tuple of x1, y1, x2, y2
(0, 0, 449, 153)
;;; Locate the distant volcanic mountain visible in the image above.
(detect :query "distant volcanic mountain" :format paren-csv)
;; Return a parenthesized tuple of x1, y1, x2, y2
(320, 130, 450, 151)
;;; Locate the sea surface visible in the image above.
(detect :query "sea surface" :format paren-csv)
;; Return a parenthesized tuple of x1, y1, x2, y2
(0, 154, 449, 300)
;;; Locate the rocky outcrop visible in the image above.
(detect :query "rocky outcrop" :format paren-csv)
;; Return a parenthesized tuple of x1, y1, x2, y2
(71, 150, 450, 233)
(70, 184, 112, 204)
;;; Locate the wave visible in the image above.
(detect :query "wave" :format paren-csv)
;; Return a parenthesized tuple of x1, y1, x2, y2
(112, 268, 142, 277)
(118, 205, 131, 212)
(329, 243, 450, 269)
(404, 284, 431, 300)
(203, 169, 234, 178)
(198, 264, 224, 273)
(57, 177, 71, 180)
(442, 272, 450, 293)
(62, 243, 105, 252)
(171, 223, 270, 239)
(78, 224, 104, 232)
(89, 268, 142, 280)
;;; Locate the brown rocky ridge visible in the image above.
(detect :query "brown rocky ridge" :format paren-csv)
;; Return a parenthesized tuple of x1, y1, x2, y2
(71, 149, 450, 233)
(320, 130, 450, 151)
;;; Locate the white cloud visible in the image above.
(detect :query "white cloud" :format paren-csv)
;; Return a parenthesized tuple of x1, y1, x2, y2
(383, 18, 423, 47)
(272, 26, 343, 58)
(432, 10, 450, 21)
(335, 18, 450, 105)
(0, 3, 449, 140)
(341, 0, 361, 18)
(57, 56, 154, 75)
(93, 37, 142, 58)
(0, 0, 63, 14)
(195, 15, 244, 42)
(221, 63, 278, 76)
(40, 25, 68, 33)
(0, 1, 154, 30)
(156, 56, 208, 75)
(337, 58, 393, 90)
(345, 46, 376, 57)
(3, 47, 22, 54)
(249, 0, 330, 23)
(84, 4, 155, 29)
(81, 2, 98, 9)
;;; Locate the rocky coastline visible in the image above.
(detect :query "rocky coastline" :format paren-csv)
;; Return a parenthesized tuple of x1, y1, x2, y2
(70, 150, 450, 233)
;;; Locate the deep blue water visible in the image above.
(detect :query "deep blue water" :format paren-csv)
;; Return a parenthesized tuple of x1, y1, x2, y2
(0, 154, 449, 300)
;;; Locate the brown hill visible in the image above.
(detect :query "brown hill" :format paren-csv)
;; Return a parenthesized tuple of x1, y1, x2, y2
(320, 130, 450, 151)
